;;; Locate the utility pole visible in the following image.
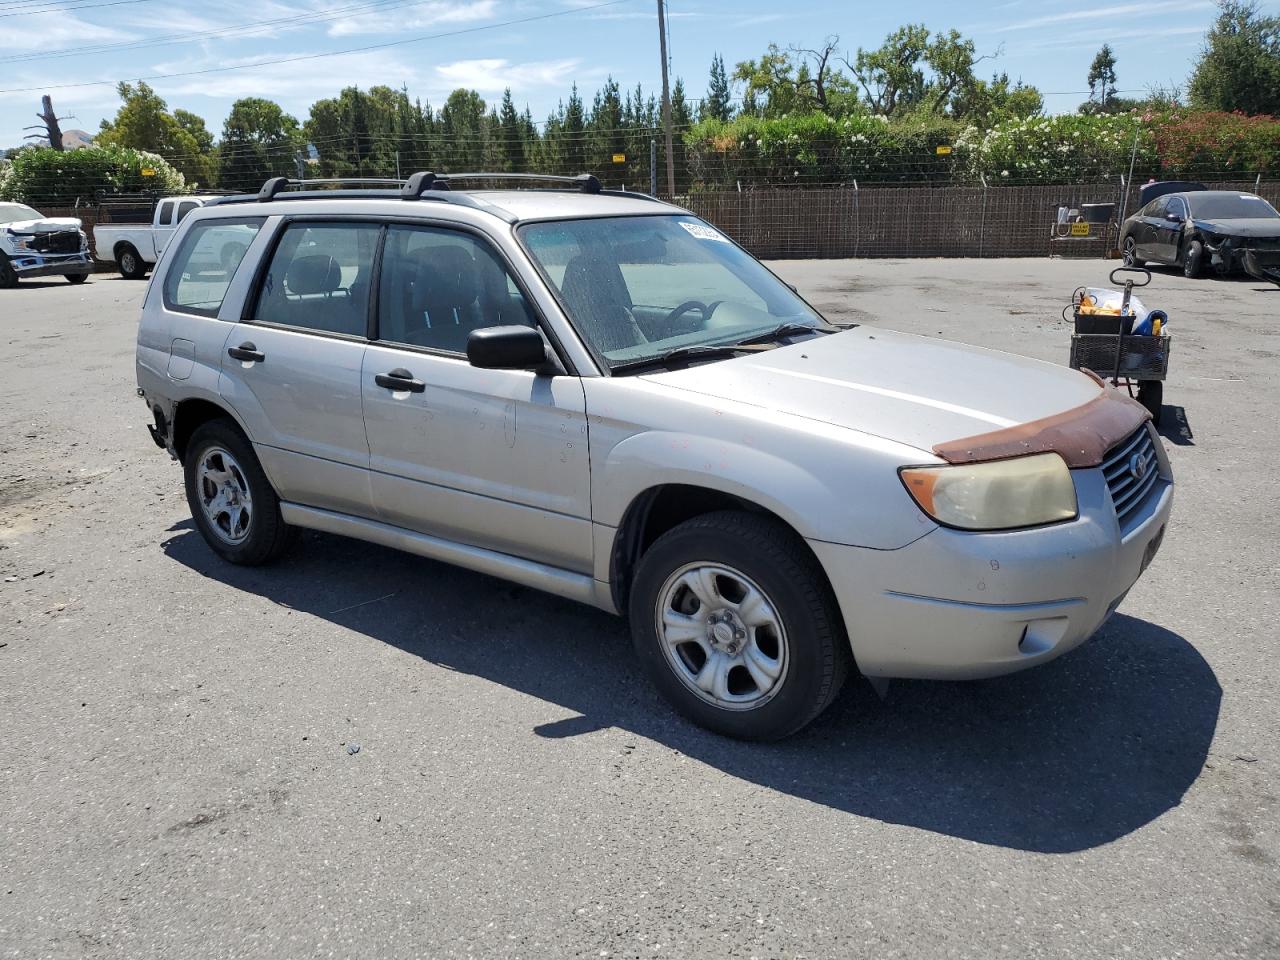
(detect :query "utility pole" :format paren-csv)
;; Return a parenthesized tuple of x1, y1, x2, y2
(656, 0, 675, 198)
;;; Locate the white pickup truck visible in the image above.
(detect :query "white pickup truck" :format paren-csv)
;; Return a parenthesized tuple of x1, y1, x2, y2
(93, 195, 218, 279)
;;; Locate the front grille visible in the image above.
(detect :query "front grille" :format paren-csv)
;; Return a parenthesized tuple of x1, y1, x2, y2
(1102, 426, 1161, 526)
(30, 230, 81, 254)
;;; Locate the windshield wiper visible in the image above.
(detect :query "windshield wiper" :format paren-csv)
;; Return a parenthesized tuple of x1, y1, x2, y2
(734, 321, 839, 345)
(611, 343, 756, 373)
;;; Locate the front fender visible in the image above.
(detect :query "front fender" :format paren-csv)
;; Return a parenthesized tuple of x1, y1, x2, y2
(593, 428, 938, 550)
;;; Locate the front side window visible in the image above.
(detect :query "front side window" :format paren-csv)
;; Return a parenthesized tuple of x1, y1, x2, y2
(377, 225, 536, 354)
(162, 218, 263, 317)
(520, 215, 822, 368)
(254, 222, 379, 337)
(1167, 197, 1188, 220)
(176, 200, 201, 223)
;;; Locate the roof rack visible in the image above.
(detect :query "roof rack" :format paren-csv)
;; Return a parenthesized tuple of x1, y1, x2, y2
(424, 172, 602, 194)
(257, 176, 405, 202)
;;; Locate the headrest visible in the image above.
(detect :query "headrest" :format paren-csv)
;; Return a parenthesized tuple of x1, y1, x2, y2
(417, 245, 479, 308)
(286, 255, 341, 296)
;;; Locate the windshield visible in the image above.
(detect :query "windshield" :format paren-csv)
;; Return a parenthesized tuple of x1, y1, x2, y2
(1189, 194, 1279, 220)
(0, 203, 41, 225)
(520, 215, 824, 368)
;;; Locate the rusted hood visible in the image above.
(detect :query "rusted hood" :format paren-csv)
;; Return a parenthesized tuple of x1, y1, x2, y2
(933, 383, 1151, 468)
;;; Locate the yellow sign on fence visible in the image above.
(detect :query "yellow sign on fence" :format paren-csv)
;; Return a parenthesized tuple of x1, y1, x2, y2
(1070, 221, 1091, 237)
(935, 145, 952, 155)
(612, 153, 626, 164)
(140, 168, 156, 176)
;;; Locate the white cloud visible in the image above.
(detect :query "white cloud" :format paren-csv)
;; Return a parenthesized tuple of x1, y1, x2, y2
(0, 11, 134, 53)
(327, 0, 498, 36)
(432, 57, 587, 93)
(997, 0, 1212, 32)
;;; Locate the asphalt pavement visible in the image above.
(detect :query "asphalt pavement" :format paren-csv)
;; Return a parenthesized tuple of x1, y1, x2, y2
(1, 258, 1276, 959)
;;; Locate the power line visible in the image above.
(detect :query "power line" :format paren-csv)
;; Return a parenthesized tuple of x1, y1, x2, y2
(0, 0, 640, 94)
(0, 0, 149, 17)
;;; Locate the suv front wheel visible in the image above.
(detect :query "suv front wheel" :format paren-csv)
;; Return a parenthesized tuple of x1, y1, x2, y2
(628, 511, 850, 740)
(183, 419, 295, 565)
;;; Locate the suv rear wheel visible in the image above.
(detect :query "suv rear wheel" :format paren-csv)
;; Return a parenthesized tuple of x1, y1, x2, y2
(628, 511, 850, 740)
(183, 419, 295, 565)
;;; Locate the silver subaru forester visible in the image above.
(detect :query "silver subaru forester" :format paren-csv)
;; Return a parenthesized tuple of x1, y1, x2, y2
(135, 173, 1173, 740)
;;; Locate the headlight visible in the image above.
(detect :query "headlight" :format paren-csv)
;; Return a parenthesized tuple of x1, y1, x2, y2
(899, 453, 1078, 531)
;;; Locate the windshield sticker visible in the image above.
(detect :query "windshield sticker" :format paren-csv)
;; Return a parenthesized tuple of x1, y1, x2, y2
(679, 221, 730, 243)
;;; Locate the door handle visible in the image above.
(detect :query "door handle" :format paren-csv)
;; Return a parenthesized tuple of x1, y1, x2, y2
(375, 368, 426, 393)
(228, 342, 265, 363)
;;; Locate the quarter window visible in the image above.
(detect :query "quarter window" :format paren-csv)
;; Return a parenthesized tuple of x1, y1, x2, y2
(162, 218, 264, 318)
(254, 222, 379, 337)
(376, 226, 536, 353)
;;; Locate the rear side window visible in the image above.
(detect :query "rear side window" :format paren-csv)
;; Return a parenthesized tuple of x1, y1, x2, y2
(162, 218, 264, 318)
(254, 222, 379, 338)
(159, 200, 174, 226)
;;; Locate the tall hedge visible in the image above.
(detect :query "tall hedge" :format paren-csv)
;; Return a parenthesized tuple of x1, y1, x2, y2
(0, 146, 185, 207)
(685, 109, 1280, 188)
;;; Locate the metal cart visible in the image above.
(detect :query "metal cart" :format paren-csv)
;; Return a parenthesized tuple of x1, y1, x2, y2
(1067, 267, 1170, 425)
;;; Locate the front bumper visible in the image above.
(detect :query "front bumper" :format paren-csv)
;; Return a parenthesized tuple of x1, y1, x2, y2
(810, 465, 1173, 680)
(9, 252, 93, 278)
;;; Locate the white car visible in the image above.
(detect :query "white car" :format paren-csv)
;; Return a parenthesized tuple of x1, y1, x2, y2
(0, 201, 92, 286)
(135, 173, 1174, 740)
(94, 195, 218, 279)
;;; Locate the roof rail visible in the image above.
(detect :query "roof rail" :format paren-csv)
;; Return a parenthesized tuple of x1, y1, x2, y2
(400, 171, 439, 199)
(257, 176, 406, 202)
(426, 172, 602, 194)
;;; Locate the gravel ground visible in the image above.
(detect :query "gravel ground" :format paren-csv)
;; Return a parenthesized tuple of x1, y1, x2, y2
(1, 259, 1276, 960)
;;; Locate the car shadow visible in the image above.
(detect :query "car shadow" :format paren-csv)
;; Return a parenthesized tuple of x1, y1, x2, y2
(1159, 405, 1194, 446)
(161, 525, 1220, 855)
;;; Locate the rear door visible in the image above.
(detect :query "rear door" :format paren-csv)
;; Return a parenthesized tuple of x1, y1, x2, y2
(217, 219, 380, 518)
(1154, 196, 1188, 262)
(360, 223, 593, 572)
(1134, 197, 1167, 260)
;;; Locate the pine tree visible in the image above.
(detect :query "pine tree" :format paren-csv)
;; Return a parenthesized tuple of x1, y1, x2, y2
(702, 53, 733, 122)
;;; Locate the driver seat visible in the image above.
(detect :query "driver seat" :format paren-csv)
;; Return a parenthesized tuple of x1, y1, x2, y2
(558, 253, 647, 354)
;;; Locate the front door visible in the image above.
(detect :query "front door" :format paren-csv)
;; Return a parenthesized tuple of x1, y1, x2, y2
(1153, 196, 1188, 263)
(361, 224, 593, 573)
(218, 219, 380, 517)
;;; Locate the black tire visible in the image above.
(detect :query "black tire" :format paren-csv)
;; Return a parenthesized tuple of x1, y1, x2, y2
(0, 254, 17, 288)
(628, 510, 851, 740)
(66, 273, 89, 285)
(1183, 239, 1204, 279)
(117, 245, 147, 280)
(1122, 236, 1145, 267)
(183, 419, 295, 565)
(1137, 381, 1163, 426)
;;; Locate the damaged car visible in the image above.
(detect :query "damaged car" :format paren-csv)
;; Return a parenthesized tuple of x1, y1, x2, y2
(1120, 181, 1280, 281)
(0, 201, 93, 287)
(137, 173, 1175, 740)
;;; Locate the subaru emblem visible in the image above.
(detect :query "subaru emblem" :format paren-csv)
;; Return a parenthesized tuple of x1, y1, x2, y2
(1128, 451, 1150, 482)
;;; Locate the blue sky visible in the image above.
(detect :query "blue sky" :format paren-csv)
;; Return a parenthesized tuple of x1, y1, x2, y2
(0, 0, 1270, 149)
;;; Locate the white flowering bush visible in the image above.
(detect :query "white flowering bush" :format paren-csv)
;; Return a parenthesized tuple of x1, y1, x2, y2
(0, 146, 185, 206)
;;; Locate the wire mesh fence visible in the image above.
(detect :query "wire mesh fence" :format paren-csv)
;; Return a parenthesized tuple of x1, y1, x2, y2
(33, 176, 1280, 263)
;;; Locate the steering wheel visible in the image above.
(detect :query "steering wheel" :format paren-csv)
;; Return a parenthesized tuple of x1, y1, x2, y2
(664, 300, 722, 327)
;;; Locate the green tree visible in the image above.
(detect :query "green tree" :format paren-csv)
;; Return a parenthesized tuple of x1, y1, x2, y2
(1189, 0, 1280, 115)
(953, 73, 1043, 126)
(438, 89, 488, 170)
(701, 53, 733, 122)
(734, 39, 857, 117)
(497, 89, 526, 172)
(850, 25, 994, 117)
(589, 76, 626, 175)
(1087, 45, 1118, 107)
(96, 82, 215, 187)
(220, 98, 301, 190)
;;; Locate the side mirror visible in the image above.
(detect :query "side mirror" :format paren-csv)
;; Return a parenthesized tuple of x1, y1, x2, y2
(1165, 211, 1184, 222)
(467, 325, 549, 370)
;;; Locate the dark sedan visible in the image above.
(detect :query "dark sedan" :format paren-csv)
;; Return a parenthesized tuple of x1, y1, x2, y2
(1120, 184, 1280, 282)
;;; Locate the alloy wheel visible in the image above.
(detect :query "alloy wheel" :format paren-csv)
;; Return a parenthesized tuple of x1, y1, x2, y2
(195, 446, 254, 544)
